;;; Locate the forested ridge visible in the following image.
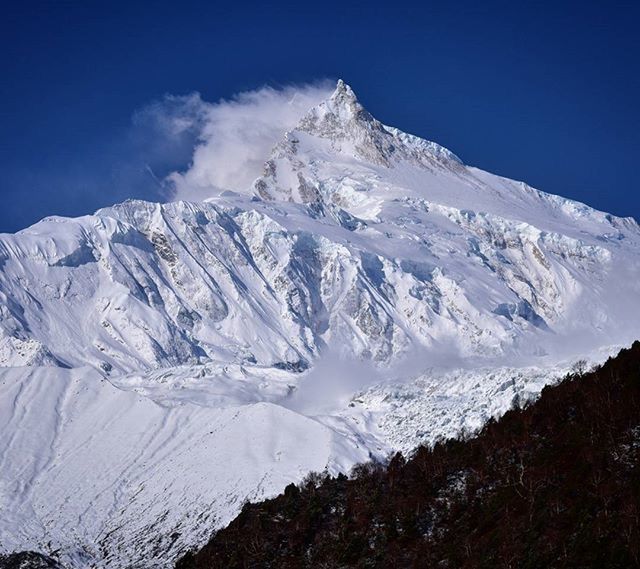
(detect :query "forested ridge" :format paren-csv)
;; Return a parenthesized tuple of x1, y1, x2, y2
(178, 343, 640, 568)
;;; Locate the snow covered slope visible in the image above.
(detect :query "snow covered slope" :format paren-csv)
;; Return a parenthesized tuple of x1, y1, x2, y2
(1, 80, 638, 373)
(1, 80, 639, 567)
(0, 365, 373, 567)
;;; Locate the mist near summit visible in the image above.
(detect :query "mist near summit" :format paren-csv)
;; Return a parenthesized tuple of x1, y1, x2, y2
(136, 81, 334, 202)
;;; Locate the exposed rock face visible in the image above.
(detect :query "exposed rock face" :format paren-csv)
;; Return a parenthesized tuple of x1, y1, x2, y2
(0, 552, 61, 569)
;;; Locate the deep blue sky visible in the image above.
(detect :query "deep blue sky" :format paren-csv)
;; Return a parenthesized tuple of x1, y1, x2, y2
(1, 0, 638, 233)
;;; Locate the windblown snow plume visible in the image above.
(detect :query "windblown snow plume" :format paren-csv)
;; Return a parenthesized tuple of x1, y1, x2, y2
(161, 82, 333, 200)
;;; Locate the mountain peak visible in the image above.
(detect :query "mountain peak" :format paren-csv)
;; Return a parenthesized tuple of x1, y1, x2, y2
(288, 79, 398, 168)
(295, 79, 376, 135)
(253, 80, 467, 202)
(331, 79, 359, 105)
(283, 79, 462, 172)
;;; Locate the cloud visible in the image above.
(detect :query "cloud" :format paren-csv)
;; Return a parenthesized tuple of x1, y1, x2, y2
(281, 342, 465, 416)
(0, 81, 332, 232)
(283, 349, 384, 415)
(143, 81, 334, 202)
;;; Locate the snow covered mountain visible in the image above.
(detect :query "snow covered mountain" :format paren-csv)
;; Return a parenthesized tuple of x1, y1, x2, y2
(1, 80, 638, 373)
(1, 81, 639, 567)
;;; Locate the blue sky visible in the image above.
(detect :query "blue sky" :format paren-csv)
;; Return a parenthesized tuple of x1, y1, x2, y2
(1, 0, 638, 232)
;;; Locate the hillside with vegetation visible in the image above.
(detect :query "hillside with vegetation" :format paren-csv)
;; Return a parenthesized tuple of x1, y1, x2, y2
(178, 343, 640, 568)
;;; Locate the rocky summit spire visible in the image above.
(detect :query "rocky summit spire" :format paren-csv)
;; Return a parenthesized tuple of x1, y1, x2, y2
(331, 79, 358, 105)
(327, 79, 375, 123)
(253, 79, 465, 209)
(334, 78, 350, 94)
(293, 79, 395, 165)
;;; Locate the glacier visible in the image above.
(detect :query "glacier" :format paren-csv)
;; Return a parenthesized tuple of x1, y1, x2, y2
(1, 80, 639, 567)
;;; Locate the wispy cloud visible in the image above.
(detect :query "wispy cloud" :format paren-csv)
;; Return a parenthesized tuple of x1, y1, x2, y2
(4, 81, 333, 232)
(147, 81, 334, 202)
